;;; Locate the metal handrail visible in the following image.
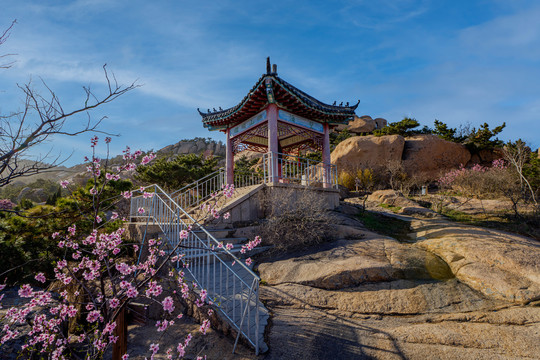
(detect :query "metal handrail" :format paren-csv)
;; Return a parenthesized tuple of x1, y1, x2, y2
(169, 168, 225, 197)
(171, 169, 226, 212)
(130, 184, 262, 353)
(133, 184, 259, 277)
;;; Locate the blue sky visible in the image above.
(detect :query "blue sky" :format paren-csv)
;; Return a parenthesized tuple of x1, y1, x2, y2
(1, 0, 539, 165)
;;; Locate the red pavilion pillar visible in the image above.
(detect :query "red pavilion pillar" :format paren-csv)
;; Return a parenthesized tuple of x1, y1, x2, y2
(267, 104, 279, 184)
(226, 127, 234, 185)
(322, 122, 331, 188)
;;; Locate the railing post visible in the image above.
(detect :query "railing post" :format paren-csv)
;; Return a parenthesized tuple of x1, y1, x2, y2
(322, 122, 331, 189)
(263, 154, 267, 184)
(226, 128, 234, 185)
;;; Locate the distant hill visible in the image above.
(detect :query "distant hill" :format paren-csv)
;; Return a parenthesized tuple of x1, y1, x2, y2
(1, 137, 226, 191)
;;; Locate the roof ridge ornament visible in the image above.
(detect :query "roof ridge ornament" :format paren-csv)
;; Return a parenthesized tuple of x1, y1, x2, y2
(266, 57, 278, 75)
(266, 57, 271, 74)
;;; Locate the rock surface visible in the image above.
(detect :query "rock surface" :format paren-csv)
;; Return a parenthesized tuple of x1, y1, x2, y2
(335, 115, 387, 134)
(331, 135, 405, 172)
(257, 205, 540, 359)
(401, 135, 471, 180)
(367, 189, 439, 218)
(411, 218, 540, 302)
(348, 115, 376, 133)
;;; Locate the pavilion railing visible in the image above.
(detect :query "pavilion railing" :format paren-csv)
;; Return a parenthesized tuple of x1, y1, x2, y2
(130, 184, 262, 354)
(261, 151, 338, 189)
(167, 151, 336, 218)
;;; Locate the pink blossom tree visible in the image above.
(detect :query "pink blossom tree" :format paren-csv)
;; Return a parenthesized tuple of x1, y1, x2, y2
(0, 137, 260, 359)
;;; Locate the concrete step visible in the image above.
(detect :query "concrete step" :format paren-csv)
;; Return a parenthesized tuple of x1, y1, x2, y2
(192, 228, 233, 239)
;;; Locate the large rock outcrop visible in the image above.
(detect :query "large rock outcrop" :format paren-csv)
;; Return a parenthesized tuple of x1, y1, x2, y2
(402, 135, 471, 180)
(257, 207, 540, 360)
(348, 115, 376, 133)
(335, 115, 388, 134)
(331, 135, 405, 172)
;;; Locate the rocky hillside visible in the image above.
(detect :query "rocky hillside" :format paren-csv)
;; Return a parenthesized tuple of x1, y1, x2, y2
(158, 137, 225, 158)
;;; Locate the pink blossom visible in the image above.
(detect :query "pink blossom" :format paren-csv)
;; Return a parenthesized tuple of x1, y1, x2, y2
(35, 273, 46, 283)
(121, 191, 132, 199)
(162, 296, 175, 313)
(87, 310, 101, 323)
(223, 212, 230, 220)
(141, 152, 156, 165)
(225, 243, 234, 250)
(110, 298, 120, 308)
(200, 289, 207, 302)
(245, 258, 252, 266)
(111, 212, 119, 220)
(126, 286, 138, 298)
(18, 284, 33, 298)
(122, 355, 129, 360)
(60, 180, 70, 189)
(143, 191, 154, 199)
(138, 207, 145, 214)
(96, 215, 102, 223)
(156, 319, 172, 332)
(179, 230, 189, 239)
(150, 343, 159, 354)
(199, 319, 210, 334)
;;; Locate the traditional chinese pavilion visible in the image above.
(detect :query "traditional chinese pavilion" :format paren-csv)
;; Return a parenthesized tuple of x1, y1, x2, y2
(199, 58, 358, 187)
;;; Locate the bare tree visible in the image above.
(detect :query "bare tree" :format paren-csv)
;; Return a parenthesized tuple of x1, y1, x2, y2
(502, 140, 538, 206)
(1, 21, 138, 187)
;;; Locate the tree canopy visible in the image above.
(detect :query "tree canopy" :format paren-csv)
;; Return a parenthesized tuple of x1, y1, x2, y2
(135, 153, 218, 191)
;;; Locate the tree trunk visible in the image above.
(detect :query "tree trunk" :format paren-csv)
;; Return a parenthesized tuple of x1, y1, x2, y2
(112, 307, 127, 360)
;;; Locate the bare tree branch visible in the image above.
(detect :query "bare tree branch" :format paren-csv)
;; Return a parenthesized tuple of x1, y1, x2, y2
(0, 19, 17, 69)
(1, 21, 139, 187)
(1, 65, 139, 187)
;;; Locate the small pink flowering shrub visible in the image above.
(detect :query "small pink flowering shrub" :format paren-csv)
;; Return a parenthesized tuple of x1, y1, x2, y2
(438, 159, 516, 199)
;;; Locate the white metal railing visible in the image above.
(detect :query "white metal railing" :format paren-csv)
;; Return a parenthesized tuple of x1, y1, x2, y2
(130, 185, 262, 354)
(167, 152, 336, 218)
(261, 152, 338, 189)
(170, 169, 226, 211)
(234, 172, 263, 189)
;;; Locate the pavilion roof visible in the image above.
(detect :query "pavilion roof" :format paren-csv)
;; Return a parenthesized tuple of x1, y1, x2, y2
(199, 69, 359, 131)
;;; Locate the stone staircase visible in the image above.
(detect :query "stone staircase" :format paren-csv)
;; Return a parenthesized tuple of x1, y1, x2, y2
(130, 183, 269, 354)
(179, 184, 264, 224)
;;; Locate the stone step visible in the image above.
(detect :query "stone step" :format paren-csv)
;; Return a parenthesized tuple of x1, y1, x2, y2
(192, 228, 233, 239)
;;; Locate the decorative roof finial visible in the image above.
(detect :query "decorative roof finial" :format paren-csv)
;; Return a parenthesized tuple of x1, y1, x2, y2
(266, 57, 271, 74)
(272, 63, 277, 74)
